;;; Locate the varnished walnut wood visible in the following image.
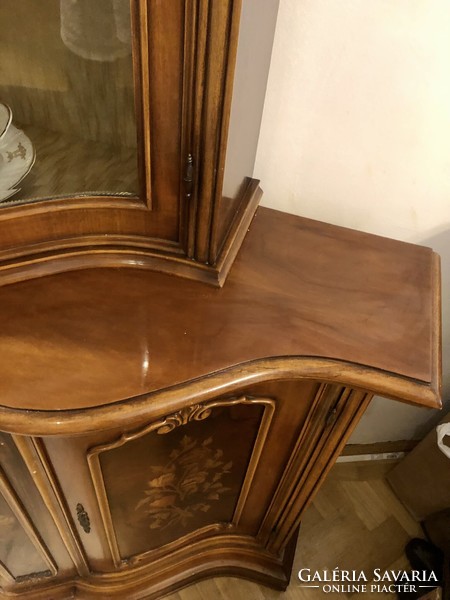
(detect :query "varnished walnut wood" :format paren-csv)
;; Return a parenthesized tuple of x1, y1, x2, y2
(0, 206, 441, 599)
(0, 208, 440, 420)
(11, 436, 90, 578)
(0, 2, 440, 598)
(0, 461, 423, 600)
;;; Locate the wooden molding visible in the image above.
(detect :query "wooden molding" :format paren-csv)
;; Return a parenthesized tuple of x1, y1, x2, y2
(0, 356, 440, 438)
(265, 388, 373, 553)
(189, 0, 242, 263)
(0, 180, 262, 288)
(0, 533, 297, 599)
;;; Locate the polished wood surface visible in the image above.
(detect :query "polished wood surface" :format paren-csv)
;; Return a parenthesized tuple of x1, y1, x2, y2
(0, 3, 439, 597)
(0, 207, 440, 416)
(0, 381, 371, 598)
(0, 207, 441, 598)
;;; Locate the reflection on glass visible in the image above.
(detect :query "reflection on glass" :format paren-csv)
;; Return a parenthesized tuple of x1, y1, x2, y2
(0, 0, 138, 205)
(0, 491, 49, 579)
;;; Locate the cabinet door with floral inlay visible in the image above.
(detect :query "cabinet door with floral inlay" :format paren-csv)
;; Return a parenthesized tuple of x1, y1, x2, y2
(40, 380, 321, 573)
(38, 378, 372, 588)
(88, 397, 273, 566)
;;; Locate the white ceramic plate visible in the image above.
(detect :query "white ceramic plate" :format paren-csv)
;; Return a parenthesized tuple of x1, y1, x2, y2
(0, 104, 35, 202)
(0, 188, 19, 202)
(0, 104, 12, 140)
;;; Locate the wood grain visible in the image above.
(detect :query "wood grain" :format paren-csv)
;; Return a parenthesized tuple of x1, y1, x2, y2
(0, 207, 440, 420)
(3, 381, 372, 598)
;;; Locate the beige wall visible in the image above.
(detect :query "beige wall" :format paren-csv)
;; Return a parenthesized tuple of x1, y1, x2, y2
(254, 0, 450, 442)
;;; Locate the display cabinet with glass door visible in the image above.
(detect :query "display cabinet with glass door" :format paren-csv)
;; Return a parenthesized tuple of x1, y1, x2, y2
(0, 0, 279, 286)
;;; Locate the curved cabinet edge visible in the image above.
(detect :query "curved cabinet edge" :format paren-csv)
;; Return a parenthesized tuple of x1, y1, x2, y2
(0, 533, 296, 600)
(0, 356, 441, 437)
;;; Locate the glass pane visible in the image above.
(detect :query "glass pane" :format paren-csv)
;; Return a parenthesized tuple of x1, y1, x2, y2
(0, 0, 138, 206)
(0, 489, 50, 580)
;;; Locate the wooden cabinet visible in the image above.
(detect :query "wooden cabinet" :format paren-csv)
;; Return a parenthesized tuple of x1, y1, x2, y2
(0, 1, 442, 598)
(0, 381, 371, 597)
(0, 208, 441, 599)
(0, 0, 279, 287)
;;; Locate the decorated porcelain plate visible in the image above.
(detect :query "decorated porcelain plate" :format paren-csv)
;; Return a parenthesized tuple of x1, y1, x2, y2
(0, 103, 35, 202)
(0, 103, 12, 139)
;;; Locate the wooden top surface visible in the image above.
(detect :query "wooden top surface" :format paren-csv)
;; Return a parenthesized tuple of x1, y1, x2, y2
(0, 207, 440, 412)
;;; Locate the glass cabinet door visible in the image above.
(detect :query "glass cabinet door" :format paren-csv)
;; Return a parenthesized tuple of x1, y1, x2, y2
(0, 0, 279, 287)
(0, 0, 138, 204)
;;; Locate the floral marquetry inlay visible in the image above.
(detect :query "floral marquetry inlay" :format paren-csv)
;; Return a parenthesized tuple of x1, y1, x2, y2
(89, 396, 274, 566)
(135, 435, 232, 531)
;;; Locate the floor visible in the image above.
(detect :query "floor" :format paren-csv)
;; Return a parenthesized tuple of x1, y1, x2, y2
(165, 460, 423, 600)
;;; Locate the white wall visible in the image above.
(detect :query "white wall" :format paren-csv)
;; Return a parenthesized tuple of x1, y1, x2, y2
(254, 0, 450, 442)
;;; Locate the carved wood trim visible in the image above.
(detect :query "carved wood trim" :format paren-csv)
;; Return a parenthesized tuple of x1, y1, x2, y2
(214, 179, 261, 277)
(0, 356, 439, 437)
(257, 383, 344, 543)
(87, 395, 274, 568)
(0, 465, 57, 583)
(0, 533, 294, 599)
(0, 179, 262, 288)
(181, 0, 198, 256)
